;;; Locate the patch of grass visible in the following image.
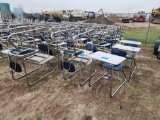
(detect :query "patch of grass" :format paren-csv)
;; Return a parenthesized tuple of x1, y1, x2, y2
(17, 118, 22, 120)
(123, 27, 160, 43)
(46, 86, 55, 93)
(34, 114, 42, 120)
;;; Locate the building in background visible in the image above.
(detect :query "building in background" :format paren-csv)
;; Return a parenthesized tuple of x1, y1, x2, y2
(13, 7, 23, 19)
(0, 3, 11, 19)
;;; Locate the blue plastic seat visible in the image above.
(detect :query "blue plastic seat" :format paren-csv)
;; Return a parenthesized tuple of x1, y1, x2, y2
(124, 43, 138, 59)
(10, 49, 35, 55)
(102, 63, 122, 71)
(104, 40, 114, 48)
(63, 50, 84, 57)
(102, 49, 127, 71)
(126, 54, 133, 59)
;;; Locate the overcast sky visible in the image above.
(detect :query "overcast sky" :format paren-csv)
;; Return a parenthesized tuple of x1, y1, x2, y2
(1, 0, 160, 13)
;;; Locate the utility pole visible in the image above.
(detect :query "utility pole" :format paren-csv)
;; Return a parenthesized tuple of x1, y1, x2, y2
(144, 15, 151, 43)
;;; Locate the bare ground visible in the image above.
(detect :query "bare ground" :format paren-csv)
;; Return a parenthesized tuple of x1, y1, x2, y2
(0, 42, 160, 119)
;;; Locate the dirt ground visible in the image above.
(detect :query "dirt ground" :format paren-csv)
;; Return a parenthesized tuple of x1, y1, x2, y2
(0, 23, 160, 120)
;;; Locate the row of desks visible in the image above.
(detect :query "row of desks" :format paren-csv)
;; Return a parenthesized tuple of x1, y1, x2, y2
(1, 39, 141, 97)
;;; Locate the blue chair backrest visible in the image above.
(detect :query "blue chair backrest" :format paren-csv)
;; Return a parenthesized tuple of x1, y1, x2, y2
(111, 49, 127, 57)
(10, 62, 22, 72)
(40, 35, 45, 41)
(38, 44, 53, 55)
(105, 40, 114, 44)
(128, 38, 138, 42)
(38, 44, 48, 53)
(86, 44, 96, 52)
(124, 43, 138, 47)
(0, 43, 2, 50)
(60, 62, 75, 72)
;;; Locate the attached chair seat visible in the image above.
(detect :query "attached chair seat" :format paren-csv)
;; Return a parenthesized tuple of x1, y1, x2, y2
(102, 63, 122, 71)
(126, 54, 134, 59)
(10, 49, 36, 55)
(25, 39, 34, 43)
(64, 50, 84, 56)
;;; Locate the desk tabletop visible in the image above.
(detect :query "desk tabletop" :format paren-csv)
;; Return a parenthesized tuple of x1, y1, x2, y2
(113, 44, 141, 52)
(87, 51, 126, 65)
(120, 40, 141, 45)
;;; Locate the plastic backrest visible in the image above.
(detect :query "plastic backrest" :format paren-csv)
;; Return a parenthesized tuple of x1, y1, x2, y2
(40, 35, 45, 41)
(38, 44, 48, 53)
(10, 62, 22, 72)
(154, 40, 160, 48)
(38, 44, 53, 55)
(111, 49, 127, 57)
(128, 38, 138, 42)
(0, 43, 2, 50)
(124, 43, 138, 47)
(85, 44, 96, 52)
(60, 62, 75, 72)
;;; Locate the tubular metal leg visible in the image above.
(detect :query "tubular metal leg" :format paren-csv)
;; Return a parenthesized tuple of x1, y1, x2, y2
(11, 59, 42, 81)
(110, 66, 127, 98)
(22, 60, 55, 86)
(110, 65, 114, 98)
(63, 67, 80, 80)
(128, 52, 137, 81)
(79, 60, 97, 86)
(9, 55, 55, 86)
(88, 60, 110, 87)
